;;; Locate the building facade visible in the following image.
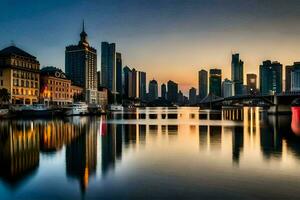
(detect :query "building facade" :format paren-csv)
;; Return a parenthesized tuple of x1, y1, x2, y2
(189, 87, 197, 105)
(116, 52, 122, 96)
(65, 22, 97, 103)
(101, 42, 116, 92)
(0, 46, 40, 105)
(139, 71, 147, 101)
(40, 66, 72, 105)
(222, 78, 234, 98)
(291, 65, 300, 92)
(132, 68, 138, 98)
(148, 79, 158, 102)
(259, 60, 282, 95)
(246, 73, 257, 95)
(231, 53, 244, 96)
(209, 69, 222, 97)
(123, 66, 132, 99)
(167, 80, 178, 103)
(286, 65, 293, 92)
(161, 83, 167, 99)
(198, 70, 208, 100)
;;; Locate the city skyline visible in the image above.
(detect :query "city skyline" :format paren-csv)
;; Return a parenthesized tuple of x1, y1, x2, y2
(2, 0, 300, 94)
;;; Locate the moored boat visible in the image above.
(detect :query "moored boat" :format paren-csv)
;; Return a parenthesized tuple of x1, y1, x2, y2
(10, 104, 58, 117)
(108, 104, 123, 112)
(0, 108, 9, 118)
(62, 102, 89, 116)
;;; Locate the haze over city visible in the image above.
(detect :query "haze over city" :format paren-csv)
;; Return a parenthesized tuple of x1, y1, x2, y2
(1, 0, 300, 94)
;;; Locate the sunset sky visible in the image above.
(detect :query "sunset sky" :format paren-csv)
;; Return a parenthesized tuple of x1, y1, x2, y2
(1, 0, 300, 94)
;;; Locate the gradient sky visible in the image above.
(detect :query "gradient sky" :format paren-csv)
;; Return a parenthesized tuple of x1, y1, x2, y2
(1, 0, 300, 94)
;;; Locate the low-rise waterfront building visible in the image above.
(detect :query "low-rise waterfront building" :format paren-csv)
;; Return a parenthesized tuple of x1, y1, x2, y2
(40, 66, 72, 105)
(0, 45, 40, 105)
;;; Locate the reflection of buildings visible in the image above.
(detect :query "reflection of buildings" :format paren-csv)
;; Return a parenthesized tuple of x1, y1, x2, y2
(0, 121, 40, 186)
(39, 119, 86, 153)
(199, 125, 222, 150)
(260, 115, 283, 160)
(232, 127, 243, 164)
(101, 122, 123, 176)
(66, 118, 97, 192)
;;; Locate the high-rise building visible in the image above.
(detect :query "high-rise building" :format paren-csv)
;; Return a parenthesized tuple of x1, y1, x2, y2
(286, 65, 294, 92)
(0, 45, 40, 105)
(132, 68, 138, 98)
(259, 60, 282, 95)
(231, 53, 244, 96)
(148, 79, 158, 102)
(246, 73, 257, 94)
(161, 83, 167, 99)
(177, 90, 184, 105)
(198, 70, 208, 100)
(101, 42, 116, 92)
(138, 71, 146, 101)
(116, 52, 122, 96)
(65, 22, 97, 103)
(291, 64, 300, 92)
(167, 80, 178, 103)
(286, 62, 300, 92)
(209, 69, 222, 97)
(222, 78, 234, 98)
(189, 87, 197, 105)
(123, 66, 132, 98)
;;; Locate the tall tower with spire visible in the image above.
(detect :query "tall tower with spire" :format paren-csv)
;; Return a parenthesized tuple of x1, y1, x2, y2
(65, 21, 98, 103)
(79, 20, 89, 47)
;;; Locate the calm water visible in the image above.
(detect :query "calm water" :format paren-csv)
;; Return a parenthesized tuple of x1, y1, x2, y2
(0, 107, 300, 199)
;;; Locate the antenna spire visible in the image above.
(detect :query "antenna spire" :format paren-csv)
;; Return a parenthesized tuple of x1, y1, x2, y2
(82, 19, 85, 32)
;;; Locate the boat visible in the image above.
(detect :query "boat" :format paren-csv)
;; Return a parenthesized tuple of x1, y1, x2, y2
(0, 108, 9, 118)
(88, 104, 103, 115)
(109, 104, 123, 112)
(62, 102, 89, 116)
(10, 104, 58, 117)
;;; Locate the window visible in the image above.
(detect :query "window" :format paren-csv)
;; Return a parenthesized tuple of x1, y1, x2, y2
(0, 70, 2, 76)
(0, 80, 3, 86)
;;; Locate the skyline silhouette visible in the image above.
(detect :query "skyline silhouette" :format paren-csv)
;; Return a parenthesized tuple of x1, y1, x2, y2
(1, 0, 300, 94)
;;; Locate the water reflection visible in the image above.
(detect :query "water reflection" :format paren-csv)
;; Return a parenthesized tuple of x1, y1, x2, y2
(0, 107, 300, 199)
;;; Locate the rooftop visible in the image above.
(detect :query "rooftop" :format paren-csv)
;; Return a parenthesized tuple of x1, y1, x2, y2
(0, 45, 36, 59)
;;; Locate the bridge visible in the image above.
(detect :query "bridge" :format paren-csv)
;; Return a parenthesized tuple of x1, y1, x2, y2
(199, 92, 300, 114)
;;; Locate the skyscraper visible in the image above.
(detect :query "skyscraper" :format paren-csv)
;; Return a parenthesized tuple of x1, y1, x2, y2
(148, 79, 158, 102)
(285, 65, 294, 92)
(259, 60, 282, 95)
(123, 66, 132, 98)
(246, 73, 257, 94)
(161, 83, 167, 99)
(65, 22, 97, 103)
(231, 53, 244, 96)
(138, 71, 147, 101)
(291, 63, 300, 92)
(167, 80, 178, 103)
(198, 70, 208, 100)
(132, 68, 138, 98)
(116, 52, 122, 96)
(209, 69, 222, 97)
(101, 42, 116, 92)
(222, 78, 234, 98)
(189, 87, 197, 105)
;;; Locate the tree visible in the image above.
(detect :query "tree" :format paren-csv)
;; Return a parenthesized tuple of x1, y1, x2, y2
(0, 88, 10, 106)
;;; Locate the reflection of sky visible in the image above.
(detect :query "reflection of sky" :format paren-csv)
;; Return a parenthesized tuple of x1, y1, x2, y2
(1, 0, 300, 94)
